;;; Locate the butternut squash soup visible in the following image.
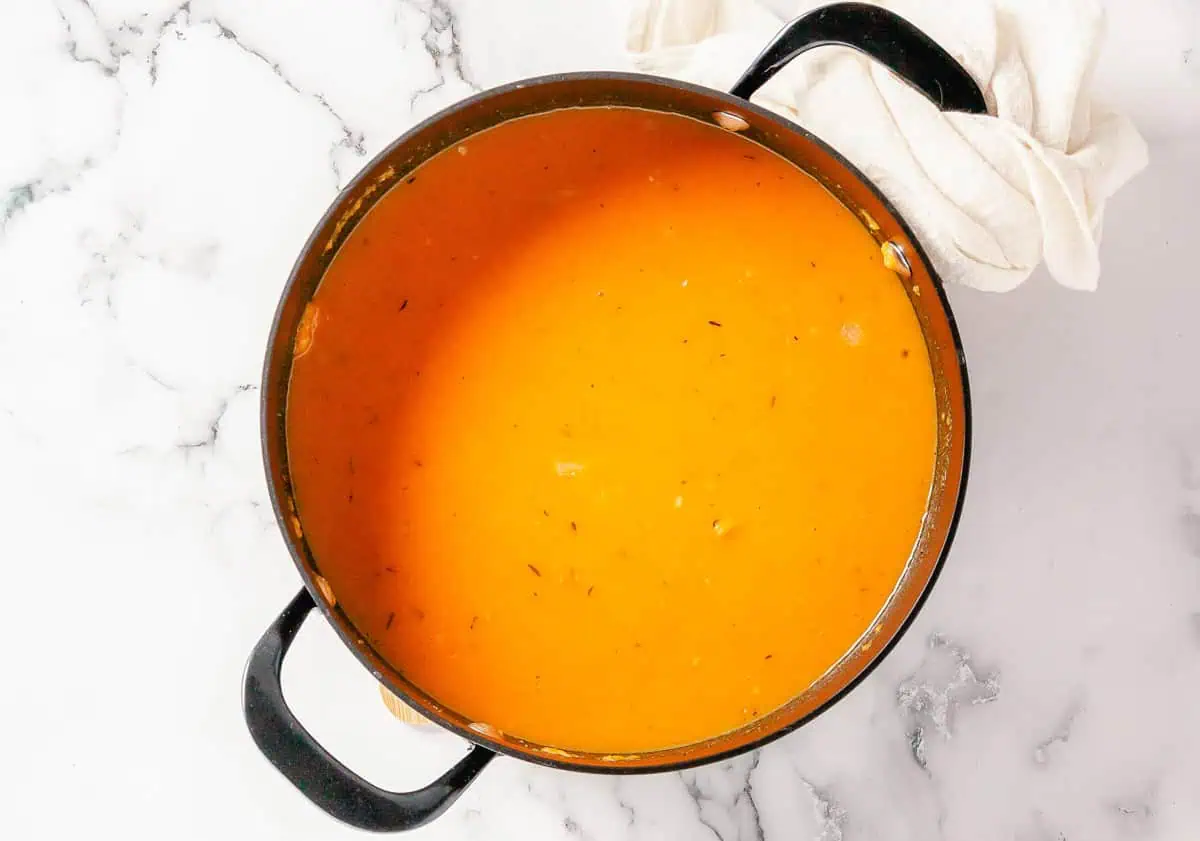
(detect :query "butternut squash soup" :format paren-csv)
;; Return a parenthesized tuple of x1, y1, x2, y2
(286, 106, 936, 753)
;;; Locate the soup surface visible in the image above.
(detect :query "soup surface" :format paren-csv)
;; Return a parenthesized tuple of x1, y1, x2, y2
(286, 106, 936, 753)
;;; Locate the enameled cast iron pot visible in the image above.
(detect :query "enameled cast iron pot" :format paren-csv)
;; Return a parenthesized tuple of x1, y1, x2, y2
(243, 3, 980, 832)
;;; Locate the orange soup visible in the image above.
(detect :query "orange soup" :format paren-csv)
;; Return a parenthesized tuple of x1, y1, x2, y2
(286, 107, 935, 753)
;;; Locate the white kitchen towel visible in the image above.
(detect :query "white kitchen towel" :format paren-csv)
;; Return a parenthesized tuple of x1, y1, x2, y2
(627, 0, 1148, 291)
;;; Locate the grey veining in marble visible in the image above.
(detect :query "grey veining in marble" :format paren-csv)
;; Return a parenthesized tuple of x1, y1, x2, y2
(1, 1, 1198, 839)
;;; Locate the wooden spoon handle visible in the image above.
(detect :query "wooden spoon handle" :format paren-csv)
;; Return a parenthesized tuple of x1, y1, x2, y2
(379, 683, 434, 726)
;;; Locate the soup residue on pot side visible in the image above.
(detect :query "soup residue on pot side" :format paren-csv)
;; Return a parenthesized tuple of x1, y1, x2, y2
(285, 106, 936, 754)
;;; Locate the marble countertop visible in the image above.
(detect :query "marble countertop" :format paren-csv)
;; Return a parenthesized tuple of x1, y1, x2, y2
(3, 1, 1198, 838)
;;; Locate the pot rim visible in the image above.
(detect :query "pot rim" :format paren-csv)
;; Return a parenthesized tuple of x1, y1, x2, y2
(259, 69, 972, 775)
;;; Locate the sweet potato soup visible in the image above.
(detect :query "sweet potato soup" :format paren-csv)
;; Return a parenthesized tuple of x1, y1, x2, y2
(286, 106, 936, 753)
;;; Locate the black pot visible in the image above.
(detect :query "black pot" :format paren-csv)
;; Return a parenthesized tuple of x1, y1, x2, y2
(243, 3, 979, 832)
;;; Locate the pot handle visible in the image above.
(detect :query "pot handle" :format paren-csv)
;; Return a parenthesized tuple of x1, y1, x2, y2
(730, 2, 987, 115)
(242, 588, 495, 832)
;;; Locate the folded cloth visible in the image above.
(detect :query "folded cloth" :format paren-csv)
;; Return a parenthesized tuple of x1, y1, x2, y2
(627, 0, 1148, 291)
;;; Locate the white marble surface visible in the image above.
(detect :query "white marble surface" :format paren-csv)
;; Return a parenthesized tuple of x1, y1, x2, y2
(2, 0, 1198, 838)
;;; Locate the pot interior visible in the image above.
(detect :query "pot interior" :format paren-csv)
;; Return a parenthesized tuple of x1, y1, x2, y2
(261, 73, 968, 772)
